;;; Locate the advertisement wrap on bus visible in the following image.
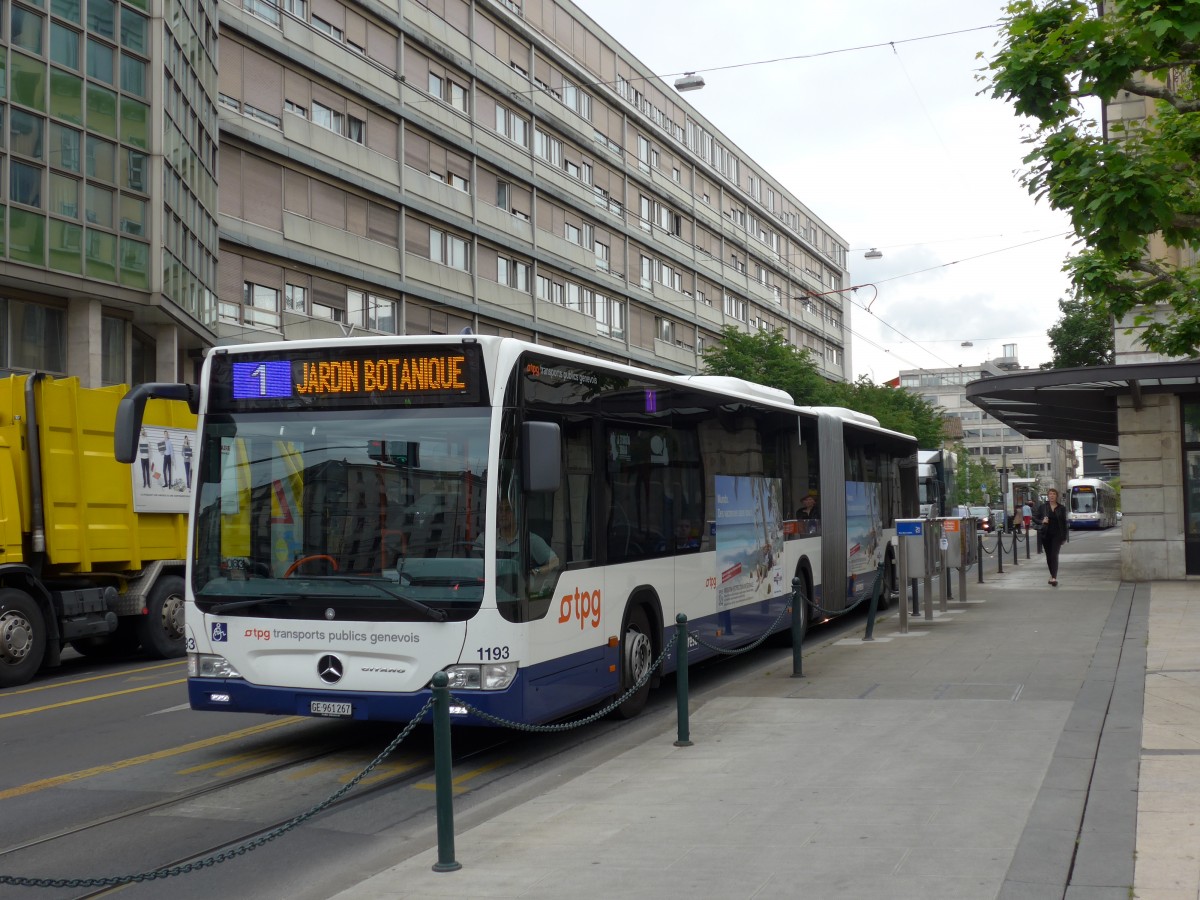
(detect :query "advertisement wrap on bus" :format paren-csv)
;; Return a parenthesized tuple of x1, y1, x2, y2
(114, 336, 918, 726)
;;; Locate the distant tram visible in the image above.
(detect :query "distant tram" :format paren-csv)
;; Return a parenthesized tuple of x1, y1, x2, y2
(1068, 478, 1118, 529)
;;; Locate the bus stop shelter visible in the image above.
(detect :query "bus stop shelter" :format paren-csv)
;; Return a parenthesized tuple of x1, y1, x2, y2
(964, 360, 1200, 578)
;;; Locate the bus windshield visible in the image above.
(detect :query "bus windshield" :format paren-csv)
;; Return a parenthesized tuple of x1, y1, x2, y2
(1072, 489, 1096, 513)
(192, 406, 490, 622)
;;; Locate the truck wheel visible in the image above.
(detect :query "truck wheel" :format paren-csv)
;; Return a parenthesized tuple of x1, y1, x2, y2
(137, 576, 186, 659)
(613, 605, 654, 719)
(0, 588, 47, 687)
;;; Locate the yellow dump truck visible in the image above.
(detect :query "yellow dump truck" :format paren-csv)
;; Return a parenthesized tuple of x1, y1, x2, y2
(0, 374, 195, 687)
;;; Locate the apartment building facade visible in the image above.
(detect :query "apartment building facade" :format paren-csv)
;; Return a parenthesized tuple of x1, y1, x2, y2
(898, 348, 1076, 496)
(0, 0, 853, 387)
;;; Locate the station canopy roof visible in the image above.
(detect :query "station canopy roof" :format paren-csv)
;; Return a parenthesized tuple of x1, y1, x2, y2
(964, 360, 1200, 446)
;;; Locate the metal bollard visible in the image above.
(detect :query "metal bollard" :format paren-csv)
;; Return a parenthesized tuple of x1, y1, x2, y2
(430, 672, 462, 873)
(977, 533, 984, 584)
(675, 614, 692, 747)
(997, 535, 1004, 574)
(1025, 530, 1030, 559)
(863, 562, 885, 641)
(1012, 530, 1019, 566)
(790, 577, 805, 677)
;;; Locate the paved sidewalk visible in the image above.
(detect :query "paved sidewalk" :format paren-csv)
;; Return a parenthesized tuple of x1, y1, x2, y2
(333, 530, 1192, 900)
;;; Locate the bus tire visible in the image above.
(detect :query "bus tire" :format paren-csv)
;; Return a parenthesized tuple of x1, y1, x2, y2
(0, 588, 47, 687)
(137, 575, 187, 659)
(878, 551, 895, 611)
(613, 605, 653, 719)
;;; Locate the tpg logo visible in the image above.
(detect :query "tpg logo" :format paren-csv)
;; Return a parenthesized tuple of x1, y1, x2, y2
(558, 587, 601, 629)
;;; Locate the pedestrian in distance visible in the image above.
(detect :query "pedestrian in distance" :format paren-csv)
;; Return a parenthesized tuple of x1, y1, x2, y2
(1037, 488, 1069, 587)
(1022, 501, 1033, 535)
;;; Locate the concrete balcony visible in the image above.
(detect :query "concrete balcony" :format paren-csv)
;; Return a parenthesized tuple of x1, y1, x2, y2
(283, 212, 401, 277)
(402, 168, 474, 219)
(283, 114, 400, 189)
(404, 253, 473, 300)
(479, 280, 534, 318)
(403, 3, 472, 61)
(653, 338, 697, 368)
(536, 297, 595, 334)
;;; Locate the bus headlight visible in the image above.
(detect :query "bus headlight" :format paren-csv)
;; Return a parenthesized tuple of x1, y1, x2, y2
(188, 653, 242, 679)
(441, 663, 517, 691)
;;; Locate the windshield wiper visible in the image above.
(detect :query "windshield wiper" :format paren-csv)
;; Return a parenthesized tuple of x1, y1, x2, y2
(284, 575, 449, 622)
(209, 596, 287, 615)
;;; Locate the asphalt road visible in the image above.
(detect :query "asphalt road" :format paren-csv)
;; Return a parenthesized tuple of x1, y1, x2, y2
(0, 545, 1038, 900)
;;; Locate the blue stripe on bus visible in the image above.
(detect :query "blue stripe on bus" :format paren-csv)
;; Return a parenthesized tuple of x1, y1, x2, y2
(187, 589, 811, 725)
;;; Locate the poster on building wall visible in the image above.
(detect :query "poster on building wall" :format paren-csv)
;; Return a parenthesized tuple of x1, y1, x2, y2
(131, 426, 193, 513)
(715, 474, 785, 609)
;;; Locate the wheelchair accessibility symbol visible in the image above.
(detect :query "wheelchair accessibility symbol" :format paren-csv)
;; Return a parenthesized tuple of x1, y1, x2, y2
(211, 622, 228, 642)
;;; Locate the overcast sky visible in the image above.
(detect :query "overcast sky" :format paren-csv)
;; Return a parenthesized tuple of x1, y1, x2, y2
(574, 0, 1078, 381)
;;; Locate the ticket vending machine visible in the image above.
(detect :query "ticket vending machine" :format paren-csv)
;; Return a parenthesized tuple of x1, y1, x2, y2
(895, 518, 942, 630)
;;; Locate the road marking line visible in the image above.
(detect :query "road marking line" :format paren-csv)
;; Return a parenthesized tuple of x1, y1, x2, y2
(0, 680, 188, 719)
(0, 660, 185, 698)
(413, 758, 511, 794)
(0, 719, 301, 800)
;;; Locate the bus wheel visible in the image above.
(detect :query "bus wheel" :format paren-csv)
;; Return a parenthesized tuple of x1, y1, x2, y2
(0, 588, 47, 687)
(137, 576, 186, 659)
(878, 554, 895, 611)
(613, 606, 653, 719)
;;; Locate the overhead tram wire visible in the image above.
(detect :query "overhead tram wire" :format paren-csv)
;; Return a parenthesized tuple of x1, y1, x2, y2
(502, 24, 1002, 99)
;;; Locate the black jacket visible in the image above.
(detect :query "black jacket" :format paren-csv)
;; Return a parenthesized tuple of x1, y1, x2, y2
(1036, 500, 1069, 542)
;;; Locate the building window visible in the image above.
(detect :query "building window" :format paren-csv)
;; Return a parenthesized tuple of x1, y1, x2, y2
(312, 101, 364, 143)
(285, 284, 307, 313)
(312, 302, 346, 322)
(594, 241, 609, 271)
(243, 282, 280, 328)
(429, 72, 467, 112)
(7, 300, 67, 373)
(312, 15, 342, 40)
(495, 105, 528, 147)
(100, 315, 126, 385)
(497, 255, 530, 292)
(348, 289, 397, 333)
(596, 295, 624, 339)
(534, 128, 562, 166)
(429, 227, 469, 271)
(244, 0, 281, 26)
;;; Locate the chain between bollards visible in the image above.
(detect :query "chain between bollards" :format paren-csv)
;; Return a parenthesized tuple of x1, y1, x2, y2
(430, 672, 462, 873)
(674, 613, 692, 747)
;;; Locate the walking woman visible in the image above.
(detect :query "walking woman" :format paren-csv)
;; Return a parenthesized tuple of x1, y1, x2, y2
(1038, 488, 1069, 586)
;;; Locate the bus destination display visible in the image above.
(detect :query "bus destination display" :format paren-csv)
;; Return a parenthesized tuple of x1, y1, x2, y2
(219, 347, 483, 408)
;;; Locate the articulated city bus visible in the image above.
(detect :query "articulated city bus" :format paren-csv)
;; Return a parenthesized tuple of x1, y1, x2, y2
(1068, 477, 1118, 529)
(116, 336, 917, 725)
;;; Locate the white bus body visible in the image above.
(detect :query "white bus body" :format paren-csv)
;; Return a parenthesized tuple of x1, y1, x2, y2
(139, 336, 917, 725)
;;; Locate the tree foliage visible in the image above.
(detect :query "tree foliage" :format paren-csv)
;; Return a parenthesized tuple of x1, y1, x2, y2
(825, 377, 947, 448)
(984, 0, 1200, 358)
(1044, 294, 1117, 368)
(700, 326, 831, 405)
(701, 327, 946, 446)
(952, 443, 1000, 507)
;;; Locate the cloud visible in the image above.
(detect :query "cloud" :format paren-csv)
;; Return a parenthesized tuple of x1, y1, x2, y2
(575, 0, 1077, 378)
